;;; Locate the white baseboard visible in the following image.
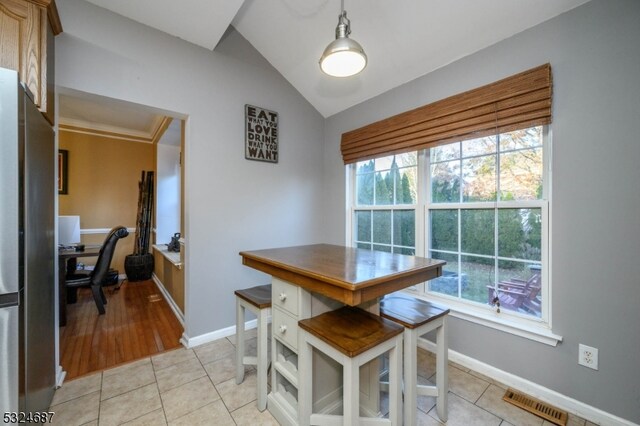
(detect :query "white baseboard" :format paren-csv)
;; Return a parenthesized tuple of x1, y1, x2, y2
(418, 339, 635, 426)
(182, 319, 258, 348)
(55, 365, 66, 388)
(151, 274, 184, 326)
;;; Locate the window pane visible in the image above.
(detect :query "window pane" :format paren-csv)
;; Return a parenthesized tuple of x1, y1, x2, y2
(500, 127, 542, 152)
(356, 172, 374, 205)
(461, 209, 494, 256)
(393, 247, 415, 255)
(461, 255, 494, 303)
(396, 152, 417, 166)
(374, 171, 393, 205)
(427, 251, 459, 296)
(495, 261, 542, 317)
(393, 210, 415, 248)
(431, 161, 460, 203)
(372, 244, 392, 253)
(499, 148, 543, 200)
(357, 242, 372, 250)
(356, 159, 375, 172)
(430, 209, 458, 251)
(462, 135, 496, 158)
(394, 167, 417, 204)
(498, 208, 541, 261)
(497, 261, 541, 283)
(355, 210, 371, 242)
(462, 155, 496, 202)
(431, 142, 460, 163)
(372, 211, 391, 244)
(375, 156, 393, 171)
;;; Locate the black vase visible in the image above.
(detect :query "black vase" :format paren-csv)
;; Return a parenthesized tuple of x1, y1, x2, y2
(124, 253, 154, 281)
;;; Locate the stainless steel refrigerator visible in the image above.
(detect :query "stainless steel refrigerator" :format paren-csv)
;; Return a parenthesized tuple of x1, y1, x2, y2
(0, 67, 56, 414)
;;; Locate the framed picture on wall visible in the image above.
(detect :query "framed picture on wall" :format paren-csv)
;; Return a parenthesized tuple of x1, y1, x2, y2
(58, 150, 68, 194)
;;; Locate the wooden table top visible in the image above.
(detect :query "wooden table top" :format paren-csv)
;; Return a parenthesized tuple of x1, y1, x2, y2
(239, 244, 445, 306)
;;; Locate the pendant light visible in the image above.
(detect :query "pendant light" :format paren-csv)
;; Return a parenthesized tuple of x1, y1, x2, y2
(319, 0, 367, 77)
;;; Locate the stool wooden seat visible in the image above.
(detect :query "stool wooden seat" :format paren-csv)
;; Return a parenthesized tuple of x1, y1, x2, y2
(235, 284, 272, 309)
(235, 284, 272, 411)
(298, 306, 404, 426)
(380, 293, 450, 425)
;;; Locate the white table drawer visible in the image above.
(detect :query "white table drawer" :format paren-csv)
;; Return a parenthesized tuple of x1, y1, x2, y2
(273, 278, 299, 316)
(273, 307, 298, 350)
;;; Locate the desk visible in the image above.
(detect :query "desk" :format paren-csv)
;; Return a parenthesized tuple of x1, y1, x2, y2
(58, 246, 101, 327)
(239, 244, 444, 425)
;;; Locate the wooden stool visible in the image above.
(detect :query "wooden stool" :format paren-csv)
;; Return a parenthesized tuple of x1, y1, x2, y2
(380, 293, 450, 425)
(298, 306, 404, 426)
(235, 284, 272, 411)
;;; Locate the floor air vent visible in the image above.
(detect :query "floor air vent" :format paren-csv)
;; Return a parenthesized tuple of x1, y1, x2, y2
(503, 388, 568, 426)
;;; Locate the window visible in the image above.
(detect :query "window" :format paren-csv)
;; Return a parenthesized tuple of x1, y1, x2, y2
(428, 126, 545, 318)
(347, 126, 551, 337)
(353, 153, 418, 255)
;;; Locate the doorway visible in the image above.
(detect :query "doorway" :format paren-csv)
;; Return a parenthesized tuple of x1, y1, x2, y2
(56, 90, 186, 379)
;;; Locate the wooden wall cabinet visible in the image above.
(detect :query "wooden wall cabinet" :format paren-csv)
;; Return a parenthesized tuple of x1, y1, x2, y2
(0, 0, 62, 124)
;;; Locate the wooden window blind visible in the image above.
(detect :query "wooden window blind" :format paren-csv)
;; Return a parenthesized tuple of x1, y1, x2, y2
(341, 64, 552, 164)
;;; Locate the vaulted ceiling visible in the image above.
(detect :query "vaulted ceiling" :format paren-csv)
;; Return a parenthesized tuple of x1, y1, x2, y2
(65, 0, 590, 133)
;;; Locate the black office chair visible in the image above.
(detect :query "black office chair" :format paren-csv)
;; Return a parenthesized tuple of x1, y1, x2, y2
(66, 226, 129, 315)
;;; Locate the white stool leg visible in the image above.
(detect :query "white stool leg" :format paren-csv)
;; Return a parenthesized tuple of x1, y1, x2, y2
(297, 331, 313, 426)
(389, 336, 403, 426)
(435, 317, 448, 422)
(343, 356, 360, 426)
(235, 299, 246, 384)
(404, 329, 418, 426)
(256, 307, 269, 411)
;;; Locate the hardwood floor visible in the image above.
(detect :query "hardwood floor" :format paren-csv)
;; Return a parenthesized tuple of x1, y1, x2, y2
(60, 279, 183, 380)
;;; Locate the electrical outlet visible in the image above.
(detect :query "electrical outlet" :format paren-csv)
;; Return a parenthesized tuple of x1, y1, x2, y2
(578, 344, 598, 370)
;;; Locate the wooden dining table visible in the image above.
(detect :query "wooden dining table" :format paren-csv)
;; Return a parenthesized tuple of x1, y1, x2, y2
(239, 243, 445, 425)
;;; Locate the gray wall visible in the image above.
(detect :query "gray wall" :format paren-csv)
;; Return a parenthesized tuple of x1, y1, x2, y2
(323, 0, 640, 422)
(55, 0, 325, 337)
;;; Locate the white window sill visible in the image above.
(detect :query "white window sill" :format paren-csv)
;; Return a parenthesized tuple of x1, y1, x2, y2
(403, 290, 563, 346)
(152, 244, 182, 269)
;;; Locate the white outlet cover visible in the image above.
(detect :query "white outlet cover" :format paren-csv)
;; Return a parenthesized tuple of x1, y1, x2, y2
(578, 343, 599, 370)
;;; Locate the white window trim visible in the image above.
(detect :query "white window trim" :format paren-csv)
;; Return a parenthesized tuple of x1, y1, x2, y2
(403, 287, 562, 346)
(345, 127, 561, 346)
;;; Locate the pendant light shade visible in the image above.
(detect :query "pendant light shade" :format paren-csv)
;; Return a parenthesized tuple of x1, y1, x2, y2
(319, 8, 367, 77)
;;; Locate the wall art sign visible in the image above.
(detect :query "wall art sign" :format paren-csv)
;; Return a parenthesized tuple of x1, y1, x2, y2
(245, 104, 278, 163)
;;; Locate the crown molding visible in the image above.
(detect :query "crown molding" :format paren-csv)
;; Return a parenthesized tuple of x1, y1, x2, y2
(59, 115, 171, 144)
(48, 0, 63, 35)
(59, 124, 152, 143)
(151, 117, 173, 145)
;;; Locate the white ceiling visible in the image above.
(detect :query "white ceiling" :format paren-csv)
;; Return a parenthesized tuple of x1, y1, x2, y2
(232, 0, 590, 117)
(59, 92, 168, 142)
(83, 0, 245, 51)
(67, 0, 590, 131)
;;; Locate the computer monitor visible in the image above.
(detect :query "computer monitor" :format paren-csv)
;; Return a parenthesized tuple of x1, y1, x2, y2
(59, 215, 81, 246)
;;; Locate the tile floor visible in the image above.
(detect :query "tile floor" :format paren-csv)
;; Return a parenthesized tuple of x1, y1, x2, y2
(49, 329, 597, 426)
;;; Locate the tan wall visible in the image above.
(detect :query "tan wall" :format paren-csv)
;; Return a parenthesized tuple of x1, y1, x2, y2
(153, 248, 184, 314)
(59, 131, 154, 272)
